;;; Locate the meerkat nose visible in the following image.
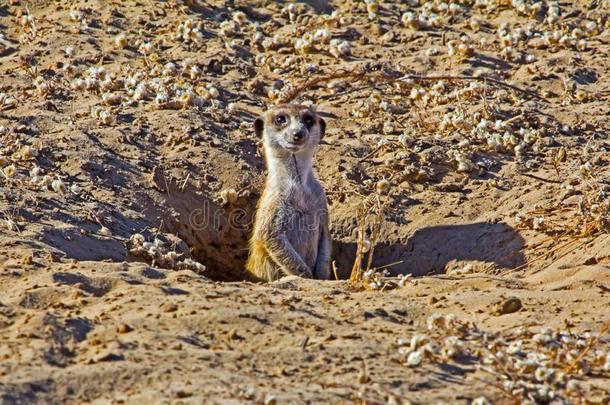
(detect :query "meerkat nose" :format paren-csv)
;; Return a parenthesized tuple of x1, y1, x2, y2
(292, 130, 305, 143)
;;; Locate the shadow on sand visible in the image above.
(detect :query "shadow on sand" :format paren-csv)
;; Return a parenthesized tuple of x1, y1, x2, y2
(332, 222, 526, 279)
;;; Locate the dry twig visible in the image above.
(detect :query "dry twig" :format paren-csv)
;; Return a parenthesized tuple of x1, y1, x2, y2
(279, 64, 547, 104)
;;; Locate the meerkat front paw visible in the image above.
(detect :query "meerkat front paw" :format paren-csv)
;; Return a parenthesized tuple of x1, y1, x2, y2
(299, 267, 314, 279)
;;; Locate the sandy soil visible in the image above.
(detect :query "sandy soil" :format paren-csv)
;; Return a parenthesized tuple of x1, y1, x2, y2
(0, 0, 609, 403)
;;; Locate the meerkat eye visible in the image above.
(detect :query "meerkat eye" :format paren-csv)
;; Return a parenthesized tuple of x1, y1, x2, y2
(274, 114, 287, 125)
(303, 114, 314, 128)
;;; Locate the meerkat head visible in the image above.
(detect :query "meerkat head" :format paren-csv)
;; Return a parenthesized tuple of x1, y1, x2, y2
(254, 104, 326, 156)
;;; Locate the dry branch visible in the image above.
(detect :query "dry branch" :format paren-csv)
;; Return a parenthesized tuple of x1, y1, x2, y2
(278, 64, 548, 104)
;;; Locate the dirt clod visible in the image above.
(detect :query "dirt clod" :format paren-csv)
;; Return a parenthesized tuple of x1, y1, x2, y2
(493, 296, 523, 316)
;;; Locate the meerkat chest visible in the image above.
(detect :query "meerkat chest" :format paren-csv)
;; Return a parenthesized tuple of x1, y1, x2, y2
(285, 184, 324, 265)
(287, 181, 324, 216)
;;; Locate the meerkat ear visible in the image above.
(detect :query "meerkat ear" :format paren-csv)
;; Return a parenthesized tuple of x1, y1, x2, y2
(254, 117, 264, 137)
(318, 117, 326, 138)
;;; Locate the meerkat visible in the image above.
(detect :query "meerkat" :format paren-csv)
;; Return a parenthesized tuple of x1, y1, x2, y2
(246, 104, 331, 282)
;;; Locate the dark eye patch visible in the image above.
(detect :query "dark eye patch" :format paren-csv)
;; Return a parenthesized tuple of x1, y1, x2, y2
(302, 114, 314, 128)
(274, 114, 287, 126)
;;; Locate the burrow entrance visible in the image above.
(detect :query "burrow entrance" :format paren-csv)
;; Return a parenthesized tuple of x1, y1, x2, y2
(160, 175, 526, 281)
(155, 167, 368, 281)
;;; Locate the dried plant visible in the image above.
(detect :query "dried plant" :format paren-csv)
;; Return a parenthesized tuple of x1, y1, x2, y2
(349, 194, 388, 291)
(398, 314, 610, 403)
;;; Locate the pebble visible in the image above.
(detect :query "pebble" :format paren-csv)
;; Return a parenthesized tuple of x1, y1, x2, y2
(161, 301, 178, 312)
(493, 297, 523, 315)
(116, 323, 132, 333)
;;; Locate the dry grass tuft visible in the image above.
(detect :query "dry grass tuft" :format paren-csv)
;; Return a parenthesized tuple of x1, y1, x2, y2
(348, 194, 389, 291)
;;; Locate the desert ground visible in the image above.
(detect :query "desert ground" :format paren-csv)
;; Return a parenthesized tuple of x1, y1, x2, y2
(0, 0, 609, 403)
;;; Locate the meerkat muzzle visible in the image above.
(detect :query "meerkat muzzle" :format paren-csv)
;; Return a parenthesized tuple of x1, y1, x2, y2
(291, 130, 305, 143)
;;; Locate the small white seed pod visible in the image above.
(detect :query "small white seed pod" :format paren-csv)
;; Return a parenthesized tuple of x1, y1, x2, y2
(115, 34, 127, 48)
(51, 178, 67, 194)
